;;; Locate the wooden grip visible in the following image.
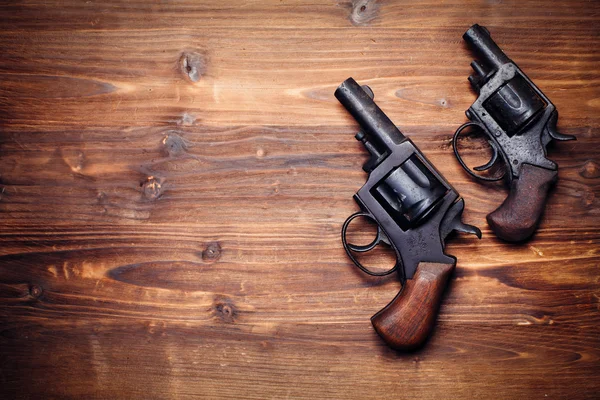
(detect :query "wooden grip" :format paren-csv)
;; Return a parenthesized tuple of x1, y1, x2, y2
(487, 163, 557, 242)
(371, 262, 455, 351)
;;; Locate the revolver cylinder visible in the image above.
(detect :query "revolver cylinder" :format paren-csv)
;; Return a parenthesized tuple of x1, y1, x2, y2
(372, 155, 448, 230)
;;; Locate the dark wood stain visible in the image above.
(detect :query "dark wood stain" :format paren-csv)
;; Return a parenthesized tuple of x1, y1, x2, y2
(0, 1, 599, 399)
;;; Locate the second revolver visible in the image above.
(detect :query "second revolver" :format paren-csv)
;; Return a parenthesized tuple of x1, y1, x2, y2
(453, 24, 575, 242)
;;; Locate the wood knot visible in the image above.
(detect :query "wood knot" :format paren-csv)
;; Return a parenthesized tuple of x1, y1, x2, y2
(180, 51, 207, 83)
(141, 176, 164, 200)
(213, 295, 237, 323)
(61, 148, 86, 173)
(29, 284, 42, 299)
(579, 160, 599, 179)
(439, 136, 453, 151)
(256, 148, 266, 158)
(349, 0, 378, 26)
(178, 112, 197, 126)
(97, 191, 107, 202)
(581, 188, 595, 207)
(202, 242, 222, 262)
(161, 132, 188, 157)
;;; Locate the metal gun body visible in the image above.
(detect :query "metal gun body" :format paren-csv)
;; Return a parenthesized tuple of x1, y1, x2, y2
(337, 78, 479, 282)
(455, 24, 574, 181)
(352, 145, 458, 280)
(465, 62, 558, 177)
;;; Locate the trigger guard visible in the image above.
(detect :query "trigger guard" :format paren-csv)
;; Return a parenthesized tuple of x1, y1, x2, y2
(341, 212, 398, 277)
(344, 213, 383, 253)
(452, 122, 506, 182)
(342, 212, 382, 252)
(473, 140, 500, 171)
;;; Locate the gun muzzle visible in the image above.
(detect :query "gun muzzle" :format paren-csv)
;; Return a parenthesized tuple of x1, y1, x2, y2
(335, 78, 406, 151)
(463, 24, 510, 70)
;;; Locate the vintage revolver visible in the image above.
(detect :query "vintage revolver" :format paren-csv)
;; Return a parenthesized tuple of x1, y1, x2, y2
(336, 78, 481, 350)
(453, 24, 575, 242)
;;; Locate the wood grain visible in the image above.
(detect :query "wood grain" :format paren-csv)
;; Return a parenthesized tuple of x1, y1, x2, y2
(0, 0, 599, 399)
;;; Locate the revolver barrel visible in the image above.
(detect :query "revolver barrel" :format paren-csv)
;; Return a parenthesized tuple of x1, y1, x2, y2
(464, 24, 510, 71)
(335, 78, 406, 152)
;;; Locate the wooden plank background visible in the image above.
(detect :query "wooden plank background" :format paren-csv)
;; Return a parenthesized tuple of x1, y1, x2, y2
(0, 1, 598, 398)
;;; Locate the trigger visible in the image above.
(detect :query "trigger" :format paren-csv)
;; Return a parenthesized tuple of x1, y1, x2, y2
(474, 140, 499, 171)
(347, 226, 390, 252)
(348, 242, 378, 253)
(378, 230, 391, 246)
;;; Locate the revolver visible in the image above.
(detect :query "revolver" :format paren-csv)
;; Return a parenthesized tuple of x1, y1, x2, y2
(453, 24, 575, 242)
(336, 78, 481, 350)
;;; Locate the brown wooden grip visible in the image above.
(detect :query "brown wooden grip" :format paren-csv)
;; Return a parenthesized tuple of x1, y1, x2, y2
(371, 262, 455, 351)
(487, 163, 557, 242)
